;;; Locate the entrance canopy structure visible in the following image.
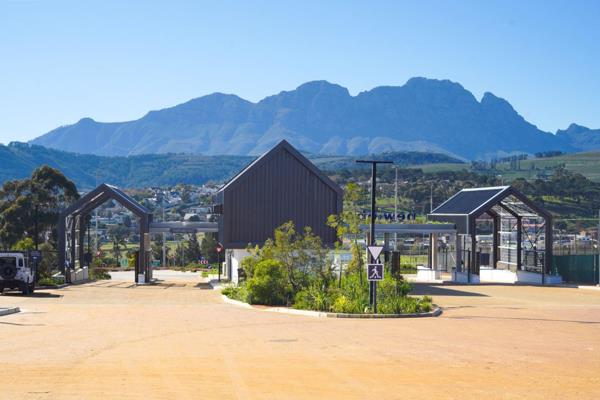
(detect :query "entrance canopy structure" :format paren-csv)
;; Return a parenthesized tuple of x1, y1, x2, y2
(360, 223, 458, 275)
(59, 184, 221, 284)
(58, 184, 153, 283)
(428, 186, 552, 282)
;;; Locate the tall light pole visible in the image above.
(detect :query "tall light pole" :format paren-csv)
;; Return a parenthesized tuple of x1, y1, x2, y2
(394, 166, 398, 249)
(356, 159, 393, 313)
(162, 191, 166, 269)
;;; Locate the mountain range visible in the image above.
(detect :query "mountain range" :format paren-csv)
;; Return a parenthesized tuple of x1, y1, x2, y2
(31, 78, 597, 160)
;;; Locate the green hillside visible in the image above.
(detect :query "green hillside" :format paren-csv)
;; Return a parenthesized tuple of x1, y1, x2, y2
(311, 151, 464, 171)
(411, 151, 600, 182)
(493, 152, 600, 182)
(0, 142, 462, 189)
(0, 142, 253, 189)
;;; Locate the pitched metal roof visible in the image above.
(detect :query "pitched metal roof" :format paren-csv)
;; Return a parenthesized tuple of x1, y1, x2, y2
(218, 139, 342, 196)
(428, 185, 551, 234)
(62, 183, 151, 218)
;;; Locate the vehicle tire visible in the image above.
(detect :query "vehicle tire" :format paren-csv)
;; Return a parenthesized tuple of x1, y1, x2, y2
(0, 264, 17, 280)
(20, 282, 30, 295)
(0, 285, 4, 294)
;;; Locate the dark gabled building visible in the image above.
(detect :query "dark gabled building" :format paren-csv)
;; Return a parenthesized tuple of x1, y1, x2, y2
(212, 140, 343, 282)
(214, 139, 343, 248)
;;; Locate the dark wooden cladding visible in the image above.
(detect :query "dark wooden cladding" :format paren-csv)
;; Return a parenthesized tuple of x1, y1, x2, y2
(216, 140, 343, 248)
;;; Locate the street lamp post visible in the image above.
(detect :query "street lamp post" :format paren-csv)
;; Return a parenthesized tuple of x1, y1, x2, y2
(356, 159, 393, 313)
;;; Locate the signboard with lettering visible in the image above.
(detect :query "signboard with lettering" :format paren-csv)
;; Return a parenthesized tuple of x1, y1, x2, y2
(358, 210, 417, 222)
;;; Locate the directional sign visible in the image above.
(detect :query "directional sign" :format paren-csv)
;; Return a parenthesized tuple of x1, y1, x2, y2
(29, 250, 42, 260)
(367, 245, 384, 261)
(367, 263, 384, 281)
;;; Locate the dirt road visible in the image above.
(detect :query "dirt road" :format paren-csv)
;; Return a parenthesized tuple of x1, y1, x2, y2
(1, 281, 599, 399)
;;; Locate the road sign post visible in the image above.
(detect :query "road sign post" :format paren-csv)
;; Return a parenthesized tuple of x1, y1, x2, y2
(216, 243, 223, 282)
(357, 157, 393, 313)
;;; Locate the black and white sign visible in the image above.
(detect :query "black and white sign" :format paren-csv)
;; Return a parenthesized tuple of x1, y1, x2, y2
(30, 250, 42, 261)
(367, 245, 383, 261)
(367, 263, 384, 281)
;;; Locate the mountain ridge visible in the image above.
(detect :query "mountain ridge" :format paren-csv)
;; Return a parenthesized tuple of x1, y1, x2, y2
(31, 78, 593, 159)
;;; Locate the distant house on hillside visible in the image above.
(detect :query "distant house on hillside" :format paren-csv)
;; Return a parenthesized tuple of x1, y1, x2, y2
(212, 140, 343, 282)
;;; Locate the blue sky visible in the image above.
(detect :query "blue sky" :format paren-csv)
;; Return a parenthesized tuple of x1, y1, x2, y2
(1, 0, 599, 144)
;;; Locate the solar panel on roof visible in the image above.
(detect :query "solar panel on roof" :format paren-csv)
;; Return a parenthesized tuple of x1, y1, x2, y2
(431, 188, 505, 215)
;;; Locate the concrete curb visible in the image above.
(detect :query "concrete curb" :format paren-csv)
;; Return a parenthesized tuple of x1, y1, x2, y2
(221, 295, 442, 318)
(576, 285, 600, 291)
(209, 280, 226, 291)
(0, 307, 20, 317)
(221, 295, 252, 309)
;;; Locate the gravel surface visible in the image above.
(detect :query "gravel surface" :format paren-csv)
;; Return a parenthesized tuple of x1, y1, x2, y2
(1, 281, 599, 399)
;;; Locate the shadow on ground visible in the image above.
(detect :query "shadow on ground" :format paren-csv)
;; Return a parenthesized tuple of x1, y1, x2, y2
(1, 292, 62, 298)
(411, 283, 488, 297)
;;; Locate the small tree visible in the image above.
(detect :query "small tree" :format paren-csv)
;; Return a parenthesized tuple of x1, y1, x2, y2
(201, 233, 218, 263)
(184, 233, 201, 264)
(261, 221, 330, 294)
(327, 182, 365, 279)
(38, 242, 58, 279)
(246, 259, 289, 305)
(14, 237, 35, 250)
(151, 234, 168, 263)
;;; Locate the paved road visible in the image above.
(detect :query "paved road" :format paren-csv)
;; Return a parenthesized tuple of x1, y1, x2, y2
(1, 282, 600, 399)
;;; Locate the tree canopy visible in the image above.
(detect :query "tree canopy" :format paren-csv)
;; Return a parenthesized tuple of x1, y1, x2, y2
(0, 165, 78, 249)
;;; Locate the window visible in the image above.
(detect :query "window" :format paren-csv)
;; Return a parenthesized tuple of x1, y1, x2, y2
(0, 257, 17, 268)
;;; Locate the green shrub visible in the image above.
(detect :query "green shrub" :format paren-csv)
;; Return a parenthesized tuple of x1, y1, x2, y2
(90, 268, 111, 280)
(293, 282, 336, 311)
(331, 294, 358, 313)
(222, 283, 250, 303)
(420, 295, 433, 312)
(245, 259, 289, 305)
(240, 253, 259, 278)
(37, 276, 64, 287)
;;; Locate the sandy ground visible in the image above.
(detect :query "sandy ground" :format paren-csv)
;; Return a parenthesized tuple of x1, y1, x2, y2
(1, 278, 600, 400)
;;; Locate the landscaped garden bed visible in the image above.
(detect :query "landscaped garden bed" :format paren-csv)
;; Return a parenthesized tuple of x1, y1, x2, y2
(221, 220, 435, 317)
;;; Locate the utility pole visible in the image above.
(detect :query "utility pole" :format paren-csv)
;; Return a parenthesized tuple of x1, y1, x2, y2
(394, 166, 398, 250)
(356, 159, 393, 313)
(162, 191, 166, 269)
(430, 182, 433, 213)
(94, 171, 99, 253)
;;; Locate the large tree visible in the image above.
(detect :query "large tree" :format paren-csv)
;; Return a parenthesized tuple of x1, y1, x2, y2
(0, 166, 78, 249)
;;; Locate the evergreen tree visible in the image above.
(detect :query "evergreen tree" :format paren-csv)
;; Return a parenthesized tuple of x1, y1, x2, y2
(184, 233, 201, 264)
(0, 166, 78, 249)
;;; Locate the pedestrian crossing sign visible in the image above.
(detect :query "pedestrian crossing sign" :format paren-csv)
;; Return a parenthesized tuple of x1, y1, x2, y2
(367, 263, 384, 281)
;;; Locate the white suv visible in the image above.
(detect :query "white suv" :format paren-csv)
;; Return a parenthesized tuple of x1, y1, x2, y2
(0, 252, 36, 295)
